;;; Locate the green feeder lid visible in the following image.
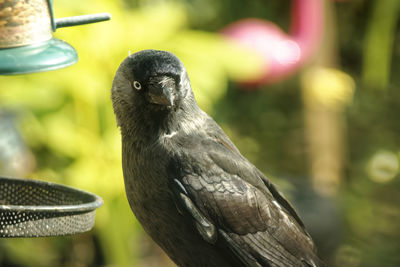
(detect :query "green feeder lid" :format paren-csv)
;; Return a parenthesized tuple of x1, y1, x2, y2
(0, 38, 78, 75)
(0, 0, 110, 75)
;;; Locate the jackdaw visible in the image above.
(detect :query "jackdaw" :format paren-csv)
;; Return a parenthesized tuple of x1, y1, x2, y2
(111, 49, 321, 267)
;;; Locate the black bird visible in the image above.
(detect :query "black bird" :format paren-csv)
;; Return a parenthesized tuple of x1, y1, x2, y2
(111, 49, 321, 267)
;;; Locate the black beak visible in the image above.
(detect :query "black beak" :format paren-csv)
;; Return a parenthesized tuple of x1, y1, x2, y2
(147, 76, 175, 107)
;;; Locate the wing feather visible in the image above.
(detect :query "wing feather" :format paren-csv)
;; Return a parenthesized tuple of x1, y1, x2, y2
(170, 117, 320, 266)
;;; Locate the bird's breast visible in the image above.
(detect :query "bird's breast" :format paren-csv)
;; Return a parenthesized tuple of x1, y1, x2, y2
(122, 139, 182, 228)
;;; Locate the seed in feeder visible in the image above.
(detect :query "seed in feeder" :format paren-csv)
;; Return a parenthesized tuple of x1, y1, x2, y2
(0, 7, 12, 17)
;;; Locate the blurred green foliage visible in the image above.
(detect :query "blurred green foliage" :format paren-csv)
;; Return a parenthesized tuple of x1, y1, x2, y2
(0, 0, 399, 266)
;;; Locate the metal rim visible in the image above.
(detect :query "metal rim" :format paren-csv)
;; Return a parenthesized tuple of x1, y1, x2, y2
(0, 176, 103, 213)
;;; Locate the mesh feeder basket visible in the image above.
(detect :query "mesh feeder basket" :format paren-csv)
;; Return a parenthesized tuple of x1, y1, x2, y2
(0, 176, 103, 237)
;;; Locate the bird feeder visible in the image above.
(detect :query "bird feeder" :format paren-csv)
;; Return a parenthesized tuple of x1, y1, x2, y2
(0, 0, 109, 237)
(0, 176, 103, 237)
(0, 0, 111, 74)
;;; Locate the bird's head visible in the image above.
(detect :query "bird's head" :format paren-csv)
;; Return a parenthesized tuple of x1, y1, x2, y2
(111, 50, 193, 127)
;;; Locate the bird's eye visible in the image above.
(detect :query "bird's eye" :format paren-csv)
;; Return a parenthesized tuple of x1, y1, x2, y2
(132, 81, 142, 90)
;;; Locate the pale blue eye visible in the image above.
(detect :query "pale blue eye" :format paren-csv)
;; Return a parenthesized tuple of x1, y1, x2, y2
(133, 81, 142, 90)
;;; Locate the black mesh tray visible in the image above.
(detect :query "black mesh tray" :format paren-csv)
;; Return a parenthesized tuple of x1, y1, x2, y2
(0, 176, 103, 237)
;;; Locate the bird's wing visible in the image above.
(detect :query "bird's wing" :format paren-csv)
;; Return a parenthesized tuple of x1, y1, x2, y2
(208, 126, 306, 229)
(169, 123, 319, 267)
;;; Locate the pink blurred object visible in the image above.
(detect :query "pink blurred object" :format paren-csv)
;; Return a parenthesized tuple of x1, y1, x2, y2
(221, 0, 324, 87)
